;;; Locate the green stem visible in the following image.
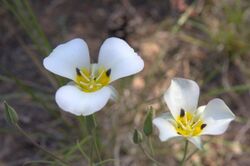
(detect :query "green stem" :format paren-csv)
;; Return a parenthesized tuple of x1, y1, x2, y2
(90, 136, 94, 166)
(23, 0, 52, 52)
(14, 124, 68, 165)
(148, 136, 155, 156)
(180, 139, 189, 166)
(85, 114, 102, 165)
(186, 148, 199, 162)
(76, 140, 91, 163)
(96, 159, 117, 166)
(138, 144, 163, 166)
(93, 127, 102, 162)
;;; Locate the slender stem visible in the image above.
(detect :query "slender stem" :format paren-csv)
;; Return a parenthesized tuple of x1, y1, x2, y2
(76, 140, 91, 164)
(17, 37, 58, 89)
(91, 114, 102, 163)
(148, 136, 155, 156)
(85, 114, 102, 165)
(93, 127, 102, 162)
(180, 139, 189, 166)
(23, 0, 52, 52)
(186, 148, 199, 162)
(138, 144, 163, 166)
(14, 124, 68, 165)
(90, 136, 94, 166)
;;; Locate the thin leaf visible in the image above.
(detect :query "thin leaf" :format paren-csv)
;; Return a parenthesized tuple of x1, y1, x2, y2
(76, 140, 90, 162)
(96, 159, 117, 166)
(23, 160, 54, 165)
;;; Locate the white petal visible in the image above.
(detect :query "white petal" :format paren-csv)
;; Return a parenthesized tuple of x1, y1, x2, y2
(98, 37, 144, 82)
(43, 38, 90, 80)
(202, 98, 235, 120)
(196, 105, 206, 116)
(197, 105, 206, 113)
(107, 86, 118, 101)
(188, 137, 202, 150)
(153, 113, 179, 141)
(164, 78, 200, 119)
(55, 85, 112, 116)
(201, 98, 235, 135)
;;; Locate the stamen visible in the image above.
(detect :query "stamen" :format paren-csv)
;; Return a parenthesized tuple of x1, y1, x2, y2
(75, 66, 110, 92)
(76, 68, 81, 76)
(106, 69, 111, 77)
(96, 70, 105, 81)
(79, 81, 88, 86)
(175, 111, 205, 137)
(191, 118, 201, 128)
(200, 124, 207, 129)
(180, 109, 185, 117)
(81, 71, 90, 81)
(178, 120, 188, 130)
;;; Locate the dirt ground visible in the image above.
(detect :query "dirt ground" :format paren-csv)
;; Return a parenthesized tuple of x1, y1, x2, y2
(1, 0, 250, 166)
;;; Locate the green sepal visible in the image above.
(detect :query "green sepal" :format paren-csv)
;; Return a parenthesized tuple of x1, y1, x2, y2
(3, 101, 19, 125)
(143, 107, 154, 136)
(133, 129, 143, 144)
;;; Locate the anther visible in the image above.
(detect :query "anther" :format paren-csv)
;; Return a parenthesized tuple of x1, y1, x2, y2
(180, 109, 185, 117)
(200, 124, 207, 129)
(76, 68, 81, 76)
(177, 132, 181, 135)
(106, 69, 111, 77)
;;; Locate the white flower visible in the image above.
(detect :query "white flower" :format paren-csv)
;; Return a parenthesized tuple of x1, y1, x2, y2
(43, 37, 144, 116)
(153, 78, 235, 149)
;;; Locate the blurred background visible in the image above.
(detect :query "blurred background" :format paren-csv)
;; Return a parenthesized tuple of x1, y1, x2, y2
(1, 0, 250, 165)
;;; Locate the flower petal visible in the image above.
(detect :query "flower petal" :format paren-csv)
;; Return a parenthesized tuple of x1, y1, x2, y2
(188, 137, 202, 150)
(55, 84, 112, 116)
(107, 86, 118, 101)
(153, 113, 179, 141)
(98, 37, 144, 82)
(164, 78, 200, 119)
(195, 105, 206, 117)
(201, 98, 235, 135)
(43, 38, 90, 80)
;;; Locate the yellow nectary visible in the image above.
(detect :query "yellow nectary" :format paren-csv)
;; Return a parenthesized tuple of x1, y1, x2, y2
(174, 109, 206, 137)
(75, 66, 111, 92)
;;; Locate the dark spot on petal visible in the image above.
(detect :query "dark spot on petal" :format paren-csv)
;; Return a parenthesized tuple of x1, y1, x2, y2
(106, 69, 111, 77)
(201, 124, 207, 130)
(180, 109, 185, 117)
(177, 132, 181, 135)
(76, 68, 81, 76)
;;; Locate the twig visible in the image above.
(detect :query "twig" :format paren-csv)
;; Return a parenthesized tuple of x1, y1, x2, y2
(138, 144, 163, 166)
(15, 124, 69, 165)
(180, 139, 189, 166)
(186, 148, 199, 162)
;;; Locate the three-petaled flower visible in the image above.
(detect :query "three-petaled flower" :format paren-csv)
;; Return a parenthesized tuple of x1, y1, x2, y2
(153, 78, 235, 149)
(43, 37, 144, 116)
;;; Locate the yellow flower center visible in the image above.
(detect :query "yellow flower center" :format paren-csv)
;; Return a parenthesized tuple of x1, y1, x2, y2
(174, 109, 206, 137)
(75, 65, 111, 92)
